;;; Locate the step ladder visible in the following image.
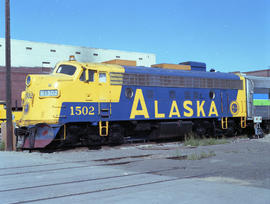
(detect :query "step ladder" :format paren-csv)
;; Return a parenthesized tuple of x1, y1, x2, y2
(221, 117, 228, 129)
(98, 103, 111, 118)
(99, 121, 109, 136)
(241, 117, 246, 128)
(98, 103, 111, 136)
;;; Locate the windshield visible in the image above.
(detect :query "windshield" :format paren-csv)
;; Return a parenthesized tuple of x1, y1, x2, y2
(56, 64, 76, 76)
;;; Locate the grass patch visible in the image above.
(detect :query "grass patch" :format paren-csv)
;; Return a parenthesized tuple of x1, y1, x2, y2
(184, 137, 229, 147)
(238, 135, 248, 139)
(167, 151, 216, 160)
(188, 151, 216, 160)
(167, 155, 188, 160)
(0, 141, 5, 151)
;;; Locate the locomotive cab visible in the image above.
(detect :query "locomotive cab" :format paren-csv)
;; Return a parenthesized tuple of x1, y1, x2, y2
(19, 62, 80, 126)
(53, 59, 113, 103)
(16, 57, 124, 149)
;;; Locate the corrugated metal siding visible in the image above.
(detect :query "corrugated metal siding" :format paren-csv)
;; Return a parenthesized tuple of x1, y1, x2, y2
(244, 69, 270, 77)
(245, 76, 270, 88)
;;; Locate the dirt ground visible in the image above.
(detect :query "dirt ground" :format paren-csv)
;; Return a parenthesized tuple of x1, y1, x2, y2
(5, 134, 270, 188)
(1, 135, 270, 203)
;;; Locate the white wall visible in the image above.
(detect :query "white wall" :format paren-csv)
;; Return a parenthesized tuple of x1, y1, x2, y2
(0, 38, 156, 68)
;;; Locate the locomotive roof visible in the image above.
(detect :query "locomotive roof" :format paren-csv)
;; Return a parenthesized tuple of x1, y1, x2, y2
(123, 66, 240, 80)
(61, 60, 240, 81)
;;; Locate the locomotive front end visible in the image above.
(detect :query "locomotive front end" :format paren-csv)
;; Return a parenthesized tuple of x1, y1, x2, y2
(20, 75, 61, 126)
(16, 61, 80, 149)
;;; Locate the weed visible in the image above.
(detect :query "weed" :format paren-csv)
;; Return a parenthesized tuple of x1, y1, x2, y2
(167, 155, 188, 160)
(184, 131, 196, 141)
(168, 150, 216, 160)
(169, 147, 188, 160)
(0, 141, 5, 151)
(184, 136, 229, 147)
(188, 151, 216, 160)
(237, 135, 248, 139)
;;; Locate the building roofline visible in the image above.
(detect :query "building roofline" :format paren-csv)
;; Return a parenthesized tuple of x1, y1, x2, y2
(243, 69, 270, 73)
(0, 37, 155, 56)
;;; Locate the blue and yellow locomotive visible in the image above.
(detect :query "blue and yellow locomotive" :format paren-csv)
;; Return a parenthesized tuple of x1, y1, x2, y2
(15, 57, 269, 149)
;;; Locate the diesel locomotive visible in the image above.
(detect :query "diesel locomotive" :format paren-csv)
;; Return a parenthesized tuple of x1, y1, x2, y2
(15, 57, 270, 149)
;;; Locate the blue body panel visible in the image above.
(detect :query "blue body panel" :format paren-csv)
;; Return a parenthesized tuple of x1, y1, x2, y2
(113, 86, 237, 120)
(58, 66, 240, 124)
(59, 88, 238, 124)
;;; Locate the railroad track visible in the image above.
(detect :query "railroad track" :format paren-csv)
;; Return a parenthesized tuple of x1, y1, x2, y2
(0, 154, 154, 176)
(0, 166, 185, 193)
(0, 140, 227, 203)
(5, 167, 219, 204)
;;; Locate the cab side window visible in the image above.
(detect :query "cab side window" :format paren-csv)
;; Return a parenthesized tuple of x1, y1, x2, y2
(99, 73, 107, 83)
(80, 69, 95, 82)
(79, 70, 85, 81)
(89, 70, 95, 82)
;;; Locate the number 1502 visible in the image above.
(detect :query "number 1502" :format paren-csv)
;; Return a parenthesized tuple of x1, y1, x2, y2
(70, 106, 95, 116)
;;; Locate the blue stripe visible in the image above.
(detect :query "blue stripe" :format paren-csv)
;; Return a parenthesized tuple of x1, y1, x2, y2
(254, 94, 269, 100)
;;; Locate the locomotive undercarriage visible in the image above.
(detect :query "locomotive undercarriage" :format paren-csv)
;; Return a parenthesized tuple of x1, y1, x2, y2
(46, 117, 254, 150)
(46, 123, 125, 150)
(16, 117, 267, 150)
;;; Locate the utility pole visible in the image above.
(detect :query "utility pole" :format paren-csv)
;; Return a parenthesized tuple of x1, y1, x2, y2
(5, 0, 13, 151)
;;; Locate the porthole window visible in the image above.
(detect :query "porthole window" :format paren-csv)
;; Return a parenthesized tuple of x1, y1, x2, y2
(125, 88, 133, 99)
(147, 90, 154, 98)
(209, 91, 215, 99)
(193, 92, 199, 99)
(169, 91, 176, 99)
(184, 91, 191, 99)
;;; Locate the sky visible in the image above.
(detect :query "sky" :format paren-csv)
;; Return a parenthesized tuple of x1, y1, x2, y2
(0, 0, 269, 72)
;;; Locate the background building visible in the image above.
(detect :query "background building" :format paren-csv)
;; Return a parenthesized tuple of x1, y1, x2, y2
(243, 69, 270, 77)
(0, 38, 156, 107)
(0, 38, 156, 68)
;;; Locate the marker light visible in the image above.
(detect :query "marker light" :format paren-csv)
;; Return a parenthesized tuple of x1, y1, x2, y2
(26, 76, 31, 86)
(69, 55, 76, 61)
(24, 103, 29, 113)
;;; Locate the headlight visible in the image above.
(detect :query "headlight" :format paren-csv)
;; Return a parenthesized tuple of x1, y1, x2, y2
(26, 76, 31, 86)
(39, 90, 59, 97)
(24, 103, 29, 113)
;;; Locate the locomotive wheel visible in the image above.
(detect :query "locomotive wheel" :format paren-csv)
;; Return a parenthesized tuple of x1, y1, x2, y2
(109, 132, 124, 146)
(108, 124, 124, 146)
(193, 120, 210, 138)
(87, 134, 102, 150)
